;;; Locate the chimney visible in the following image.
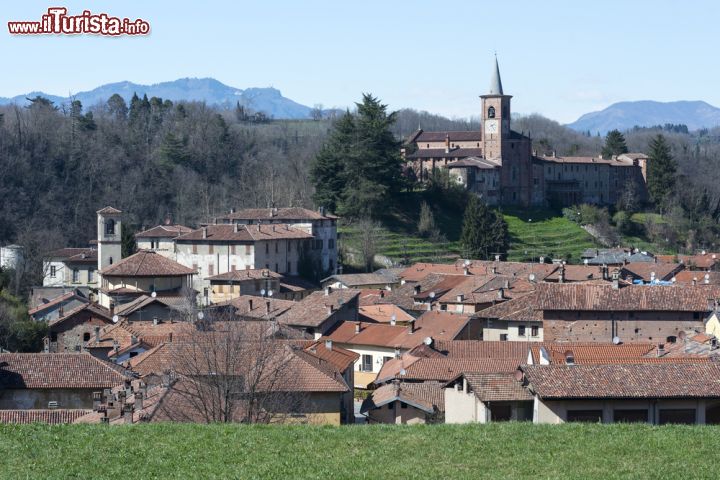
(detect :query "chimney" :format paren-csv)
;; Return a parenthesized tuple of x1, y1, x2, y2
(164, 213, 173, 226)
(134, 391, 144, 411)
(504, 279, 510, 289)
(408, 320, 416, 334)
(355, 322, 361, 334)
(230, 207, 236, 214)
(234, 223, 239, 233)
(394, 347, 401, 359)
(539, 256, 545, 264)
(495, 254, 501, 262)
(325, 286, 332, 296)
(656, 343, 665, 357)
(112, 340, 119, 355)
(202, 227, 208, 239)
(390, 314, 397, 326)
(413, 285, 421, 295)
(325, 339, 333, 351)
(491, 266, 496, 275)
(497, 288, 504, 300)
(168, 332, 173, 342)
(457, 294, 464, 303)
(444, 134, 450, 154)
(693, 277, 698, 286)
(94, 326, 101, 343)
(612, 270, 620, 289)
(152, 317, 158, 326)
(463, 266, 469, 276)
(248, 298, 254, 310)
(559, 265, 565, 283)
(123, 403, 133, 424)
(130, 335, 138, 345)
(380, 290, 385, 298)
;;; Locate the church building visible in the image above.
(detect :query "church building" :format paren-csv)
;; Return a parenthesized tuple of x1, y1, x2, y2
(404, 57, 649, 207)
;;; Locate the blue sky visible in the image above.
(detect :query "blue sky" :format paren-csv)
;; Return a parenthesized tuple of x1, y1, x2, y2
(1, 1, 717, 123)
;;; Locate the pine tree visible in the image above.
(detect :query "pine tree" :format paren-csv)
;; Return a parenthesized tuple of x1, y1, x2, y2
(646, 134, 677, 209)
(460, 195, 508, 259)
(310, 111, 355, 213)
(601, 129, 629, 159)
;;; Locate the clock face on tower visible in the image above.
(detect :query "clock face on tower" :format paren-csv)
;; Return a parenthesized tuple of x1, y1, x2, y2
(484, 119, 499, 135)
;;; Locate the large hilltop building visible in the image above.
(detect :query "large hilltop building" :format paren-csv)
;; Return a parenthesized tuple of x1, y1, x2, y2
(404, 57, 649, 207)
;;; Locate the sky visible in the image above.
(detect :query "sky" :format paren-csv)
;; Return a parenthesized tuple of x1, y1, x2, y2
(1, 0, 719, 123)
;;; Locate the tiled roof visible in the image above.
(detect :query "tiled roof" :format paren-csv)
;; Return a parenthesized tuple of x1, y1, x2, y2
(46, 247, 97, 263)
(175, 224, 313, 242)
(390, 358, 520, 383)
(358, 304, 414, 324)
(528, 343, 656, 364)
(415, 130, 482, 142)
(279, 276, 319, 292)
(223, 295, 296, 319)
(476, 293, 542, 322)
(322, 273, 397, 287)
(28, 290, 87, 315)
(535, 283, 719, 312)
(100, 250, 196, 277)
(97, 206, 122, 214)
(218, 207, 336, 221)
(406, 148, 484, 160)
(0, 409, 93, 424)
(399, 263, 469, 282)
(453, 260, 557, 280)
(360, 381, 445, 414)
(673, 271, 720, 285)
(429, 340, 534, 360)
(0, 353, 130, 389)
(521, 363, 720, 399)
(325, 311, 470, 349)
(537, 155, 636, 166)
(135, 224, 193, 239)
(48, 302, 113, 328)
(656, 253, 720, 270)
(462, 372, 533, 402)
(446, 156, 501, 169)
(113, 295, 179, 317)
(207, 268, 282, 281)
(544, 265, 610, 282)
(301, 340, 359, 372)
(620, 262, 684, 282)
(586, 251, 655, 265)
(278, 289, 360, 328)
(437, 275, 534, 305)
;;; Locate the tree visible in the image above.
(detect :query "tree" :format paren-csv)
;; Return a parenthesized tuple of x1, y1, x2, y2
(310, 104, 324, 121)
(646, 134, 677, 209)
(106, 94, 128, 121)
(601, 129, 628, 159)
(460, 195, 508, 260)
(357, 217, 382, 272)
(417, 201, 436, 237)
(310, 112, 355, 213)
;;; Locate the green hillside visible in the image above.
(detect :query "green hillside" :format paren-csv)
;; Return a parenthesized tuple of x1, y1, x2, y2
(1, 423, 718, 479)
(339, 193, 599, 267)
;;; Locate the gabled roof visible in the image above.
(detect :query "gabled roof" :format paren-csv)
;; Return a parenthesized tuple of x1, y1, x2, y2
(46, 247, 97, 263)
(97, 206, 122, 214)
(48, 302, 113, 328)
(135, 224, 193, 239)
(453, 372, 532, 402)
(28, 290, 88, 316)
(0, 409, 94, 425)
(221, 295, 296, 319)
(206, 268, 282, 282)
(446, 156, 501, 169)
(620, 262, 684, 282)
(358, 304, 414, 324)
(360, 381, 444, 414)
(322, 273, 397, 287)
(100, 250, 195, 277)
(175, 224, 313, 242)
(476, 293, 541, 322)
(278, 289, 360, 328)
(521, 363, 720, 399)
(405, 147, 484, 160)
(0, 353, 131, 389)
(218, 207, 337, 222)
(113, 295, 179, 317)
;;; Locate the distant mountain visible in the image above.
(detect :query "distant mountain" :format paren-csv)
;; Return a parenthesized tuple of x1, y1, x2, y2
(568, 100, 720, 134)
(0, 78, 315, 119)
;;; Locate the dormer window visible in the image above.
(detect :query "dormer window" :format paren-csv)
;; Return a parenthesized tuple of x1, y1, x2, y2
(488, 106, 496, 119)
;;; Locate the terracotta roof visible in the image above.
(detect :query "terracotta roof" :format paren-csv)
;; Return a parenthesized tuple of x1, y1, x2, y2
(301, 340, 359, 372)
(175, 224, 313, 242)
(438, 275, 534, 305)
(28, 290, 87, 315)
(0, 353, 130, 389)
(399, 263, 469, 282)
(476, 293, 542, 322)
(521, 363, 720, 399)
(279, 276, 319, 292)
(358, 304, 414, 324)
(278, 289, 360, 328)
(135, 224, 193, 239)
(528, 343, 656, 364)
(0, 409, 93, 424)
(207, 269, 282, 281)
(323, 273, 397, 287)
(446, 156, 501, 169)
(100, 250, 196, 277)
(406, 148, 484, 159)
(48, 302, 113, 328)
(535, 283, 719, 312)
(656, 253, 720, 270)
(544, 265, 610, 283)
(218, 207, 337, 221)
(461, 372, 533, 402)
(385, 358, 520, 383)
(429, 340, 534, 359)
(361, 381, 444, 414)
(673, 271, 720, 285)
(414, 131, 482, 142)
(46, 247, 97, 263)
(97, 206, 122, 214)
(223, 295, 296, 319)
(325, 311, 470, 349)
(620, 262, 684, 282)
(453, 260, 557, 280)
(113, 295, 179, 317)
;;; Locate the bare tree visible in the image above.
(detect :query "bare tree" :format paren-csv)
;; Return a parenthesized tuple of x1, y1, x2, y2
(357, 217, 383, 272)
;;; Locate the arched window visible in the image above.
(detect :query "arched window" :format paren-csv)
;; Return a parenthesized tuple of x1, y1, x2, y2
(487, 106, 496, 119)
(105, 219, 115, 235)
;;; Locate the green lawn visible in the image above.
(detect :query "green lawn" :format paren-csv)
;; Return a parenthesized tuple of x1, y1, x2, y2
(1, 423, 718, 479)
(339, 193, 599, 266)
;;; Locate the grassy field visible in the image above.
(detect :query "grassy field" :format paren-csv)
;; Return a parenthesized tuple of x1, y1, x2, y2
(1, 423, 718, 479)
(339, 193, 599, 266)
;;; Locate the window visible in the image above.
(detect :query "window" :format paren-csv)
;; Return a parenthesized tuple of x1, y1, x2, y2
(614, 409, 648, 423)
(275, 243, 278, 254)
(208, 264, 214, 276)
(50, 332, 58, 342)
(287, 262, 291, 273)
(245, 245, 251, 255)
(518, 325, 526, 337)
(400, 402, 408, 409)
(72, 268, 79, 283)
(192, 244, 198, 254)
(566, 410, 602, 423)
(275, 263, 279, 272)
(50, 266, 56, 277)
(109, 257, 113, 265)
(83, 332, 91, 342)
(361, 354, 373, 372)
(105, 219, 115, 235)
(209, 244, 214, 254)
(265, 243, 269, 254)
(87, 269, 93, 283)
(531, 325, 539, 337)
(499, 334, 508, 341)
(488, 106, 496, 118)
(659, 409, 696, 425)
(490, 404, 512, 421)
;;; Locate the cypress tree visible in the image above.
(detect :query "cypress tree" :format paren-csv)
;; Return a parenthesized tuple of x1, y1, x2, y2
(460, 195, 508, 259)
(646, 134, 677, 209)
(310, 111, 355, 213)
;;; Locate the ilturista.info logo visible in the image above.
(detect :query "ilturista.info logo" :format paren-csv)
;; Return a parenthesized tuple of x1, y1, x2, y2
(8, 7, 150, 36)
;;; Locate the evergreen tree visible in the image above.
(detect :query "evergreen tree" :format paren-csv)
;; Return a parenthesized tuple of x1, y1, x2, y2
(460, 195, 508, 259)
(601, 129, 629, 159)
(310, 111, 355, 213)
(106, 93, 128, 121)
(646, 134, 677, 209)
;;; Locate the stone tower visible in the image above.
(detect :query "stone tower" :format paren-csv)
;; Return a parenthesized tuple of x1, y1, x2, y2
(481, 56, 512, 161)
(97, 206, 122, 272)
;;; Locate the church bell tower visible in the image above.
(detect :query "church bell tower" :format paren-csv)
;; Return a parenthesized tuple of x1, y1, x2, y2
(481, 56, 512, 162)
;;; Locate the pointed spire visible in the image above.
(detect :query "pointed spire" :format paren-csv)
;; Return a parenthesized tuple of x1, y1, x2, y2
(488, 54, 504, 96)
